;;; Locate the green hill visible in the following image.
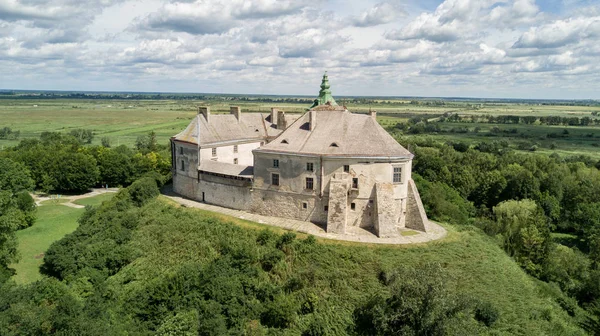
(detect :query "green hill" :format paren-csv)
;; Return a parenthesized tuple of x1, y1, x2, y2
(0, 185, 586, 335)
(106, 198, 582, 335)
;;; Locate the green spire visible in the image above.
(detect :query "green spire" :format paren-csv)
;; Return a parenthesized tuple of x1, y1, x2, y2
(309, 72, 338, 109)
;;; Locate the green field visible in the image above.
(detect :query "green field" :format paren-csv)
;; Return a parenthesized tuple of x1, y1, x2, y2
(10, 204, 84, 284)
(0, 99, 309, 148)
(73, 193, 116, 207)
(2, 98, 599, 153)
(399, 121, 600, 158)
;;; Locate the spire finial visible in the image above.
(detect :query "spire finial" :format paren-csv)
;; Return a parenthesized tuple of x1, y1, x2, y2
(308, 72, 338, 109)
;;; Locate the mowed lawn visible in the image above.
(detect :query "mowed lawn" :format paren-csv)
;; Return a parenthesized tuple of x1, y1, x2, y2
(73, 192, 116, 207)
(10, 204, 84, 284)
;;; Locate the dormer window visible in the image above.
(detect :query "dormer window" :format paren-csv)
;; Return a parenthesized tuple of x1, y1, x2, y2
(330, 142, 339, 147)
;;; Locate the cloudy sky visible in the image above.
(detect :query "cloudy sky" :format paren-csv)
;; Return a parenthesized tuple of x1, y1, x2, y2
(1, 0, 599, 99)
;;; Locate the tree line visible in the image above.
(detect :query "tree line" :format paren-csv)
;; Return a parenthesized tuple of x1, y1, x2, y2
(0, 131, 170, 193)
(441, 113, 600, 126)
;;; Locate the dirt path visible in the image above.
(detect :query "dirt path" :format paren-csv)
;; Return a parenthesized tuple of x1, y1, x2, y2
(33, 188, 119, 208)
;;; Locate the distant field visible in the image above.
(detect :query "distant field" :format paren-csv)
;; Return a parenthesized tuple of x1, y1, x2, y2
(1, 98, 599, 158)
(382, 115, 600, 158)
(10, 204, 84, 284)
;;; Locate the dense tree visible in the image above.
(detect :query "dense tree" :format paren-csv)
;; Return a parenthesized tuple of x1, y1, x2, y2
(0, 158, 34, 193)
(69, 129, 94, 144)
(135, 130, 158, 154)
(1, 132, 169, 192)
(414, 175, 475, 225)
(492, 200, 551, 276)
(0, 159, 36, 279)
(52, 152, 100, 192)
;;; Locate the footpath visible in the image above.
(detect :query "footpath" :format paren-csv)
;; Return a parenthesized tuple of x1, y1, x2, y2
(33, 188, 119, 209)
(163, 190, 447, 245)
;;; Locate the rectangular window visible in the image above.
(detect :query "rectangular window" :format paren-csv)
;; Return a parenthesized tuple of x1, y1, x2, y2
(181, 160, 185, 171)
(179, 146, 183, 155)
(233, 145, 238, 153)
(343, 165, 350, 173)
(272, 173, 279, 186)
(306, 177, 314, 190)
(302, 202, 308, 209)
(212, 148, 217, 157)
(351, 202, 356, 210)
(306, 162, 314, 172)
(352, 178, 358, 189)
(273, 159, 279, 168)
(233, 158, 238, 164)
(393, 166, 402, 183)
(324, 205, 329, 212)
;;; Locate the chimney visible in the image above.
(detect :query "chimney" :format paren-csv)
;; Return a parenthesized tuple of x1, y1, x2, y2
(230, 106, 241, 122)
(198, 106, 210, 122)
(309, 110, 317, 131)
(369, 110, 377, 119)
(270, 107, 278, 125)
(277, 110, 287, 130)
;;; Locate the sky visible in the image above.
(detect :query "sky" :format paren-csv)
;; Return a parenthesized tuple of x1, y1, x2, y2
(0, 0, 599, 99)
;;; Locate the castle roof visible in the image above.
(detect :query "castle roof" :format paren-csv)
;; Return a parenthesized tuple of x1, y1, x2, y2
(255, 110, 413, 159)
(172, 113, 295, 146)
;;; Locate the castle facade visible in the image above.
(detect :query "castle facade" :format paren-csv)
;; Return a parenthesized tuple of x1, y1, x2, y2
(170, 74, 429, 237)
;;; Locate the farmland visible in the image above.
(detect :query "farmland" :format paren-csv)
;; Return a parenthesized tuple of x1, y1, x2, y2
(1, 96, 599, 159)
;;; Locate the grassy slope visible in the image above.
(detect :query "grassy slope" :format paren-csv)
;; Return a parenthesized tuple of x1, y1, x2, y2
(10, 204, 84, 284)
(73, 193, 116, 207)
(107, 197, 583, 335)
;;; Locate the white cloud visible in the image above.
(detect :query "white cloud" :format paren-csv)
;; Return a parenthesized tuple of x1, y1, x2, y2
(351, 2, 405, 27)
(513, 17, 600, 48)
(0, 0, 599, 98)
(488, 0, 540, 27)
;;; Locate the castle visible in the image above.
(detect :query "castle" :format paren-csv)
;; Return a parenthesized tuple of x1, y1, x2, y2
(170, 73, 429, 237)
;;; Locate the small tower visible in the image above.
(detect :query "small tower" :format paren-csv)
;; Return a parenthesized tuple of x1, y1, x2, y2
(309, 72, 338, 109)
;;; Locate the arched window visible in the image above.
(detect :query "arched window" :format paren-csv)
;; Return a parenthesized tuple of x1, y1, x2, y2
(330, 142, 339, 147)
(281, 139, 289, 144)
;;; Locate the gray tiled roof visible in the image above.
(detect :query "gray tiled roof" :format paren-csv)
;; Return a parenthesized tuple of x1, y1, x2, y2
(255, 110, 413, 159)
(173, 113, 297, 146)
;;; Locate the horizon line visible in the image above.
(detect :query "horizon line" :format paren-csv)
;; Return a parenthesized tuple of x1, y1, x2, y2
(1, 88, 598, 102)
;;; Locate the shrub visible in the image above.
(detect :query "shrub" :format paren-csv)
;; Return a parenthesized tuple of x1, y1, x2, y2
(354, 263, 474, 335)
(276, 232, 296, 250)
(261, 249, 284, 272)
(257, 229, 277, 246)
(260, 295, 297, 328)
(475, 301, 500, 327)
(128, 177, 159, 207)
